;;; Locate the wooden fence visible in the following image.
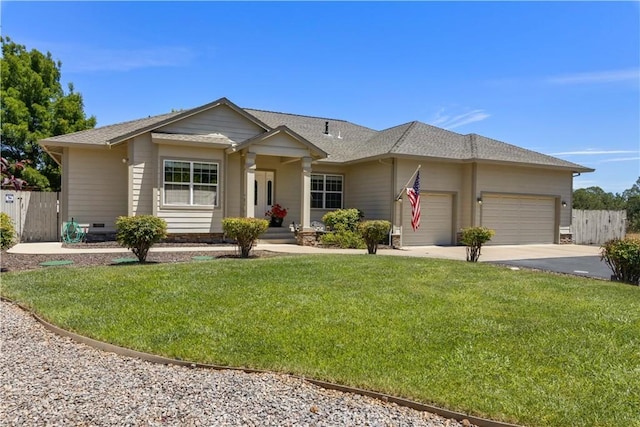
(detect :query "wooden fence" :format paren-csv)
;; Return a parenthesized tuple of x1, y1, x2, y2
(571, 209, 626, 245)
(1, 190, 59, 242)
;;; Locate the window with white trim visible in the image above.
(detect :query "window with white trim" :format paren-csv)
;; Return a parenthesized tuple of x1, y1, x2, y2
(311, 174, 343, 209)
(163, 160, 218, 206)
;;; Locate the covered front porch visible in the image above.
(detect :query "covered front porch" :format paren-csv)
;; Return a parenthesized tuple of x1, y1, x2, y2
(228, 126, 328, 236)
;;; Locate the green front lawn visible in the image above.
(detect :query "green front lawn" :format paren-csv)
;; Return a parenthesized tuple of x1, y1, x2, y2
(2, 255, 638, 427)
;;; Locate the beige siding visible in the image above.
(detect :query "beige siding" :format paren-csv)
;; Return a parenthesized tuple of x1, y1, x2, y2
(61, 148, 70, 223)
(66, 146, 128, 231)
(476, 164, 573, 228)
(130, 134, 156, 216)
(158, 104, 264, 143)
(346, 160, 393, 220)
(396, 159, 463, 243)
(459, 163, 473, 228)
(157, 145, 226, 233)
(225, 152, 243, 218)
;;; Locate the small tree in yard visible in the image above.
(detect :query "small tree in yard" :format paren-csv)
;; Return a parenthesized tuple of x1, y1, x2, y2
(222, 217, 269, 258)
(358, 220, 391, 254)
(461, 226, 495, 262)
(601, 238, 640, 285)
(116, 215, 167, 262)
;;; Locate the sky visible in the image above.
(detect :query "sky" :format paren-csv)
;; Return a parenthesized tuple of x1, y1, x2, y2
(2, 1, 639, 194)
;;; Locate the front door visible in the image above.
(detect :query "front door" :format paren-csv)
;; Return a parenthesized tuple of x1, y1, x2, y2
(254, 171, 274, 219)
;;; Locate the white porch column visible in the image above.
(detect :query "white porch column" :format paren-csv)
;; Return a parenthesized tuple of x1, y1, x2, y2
(301, 156, 312, 230)
(245, 152, 256, 218)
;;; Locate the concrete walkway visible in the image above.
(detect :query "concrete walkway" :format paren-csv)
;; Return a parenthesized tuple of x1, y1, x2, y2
(7, 241, 611, 279)
(8, 241, 601, 262)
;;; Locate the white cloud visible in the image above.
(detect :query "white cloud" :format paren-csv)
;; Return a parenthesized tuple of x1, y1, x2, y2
(598, 156, 640, 163)
(430, 107, 490, 130)
(551, 150, 637, 156)
(66, 46, 196, 72)
(546, 68, 639, 85)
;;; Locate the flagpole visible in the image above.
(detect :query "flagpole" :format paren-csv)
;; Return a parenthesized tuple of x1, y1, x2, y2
(395, 164, 421, 200)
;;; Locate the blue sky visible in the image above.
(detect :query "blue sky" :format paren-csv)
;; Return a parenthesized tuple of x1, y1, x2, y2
(2, 1, 639, 193)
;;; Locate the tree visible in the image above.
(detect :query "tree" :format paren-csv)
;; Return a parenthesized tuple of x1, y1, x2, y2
(572, 186, 625, 210)
(1, 36, 96, 191)
(573, 178, 640, 232)
(623, 177, 640, 232)
(1, 157, 26, 190)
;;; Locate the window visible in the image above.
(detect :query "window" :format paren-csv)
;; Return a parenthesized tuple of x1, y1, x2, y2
(311, 174, 343, 209)
(164, 160, 218, 206)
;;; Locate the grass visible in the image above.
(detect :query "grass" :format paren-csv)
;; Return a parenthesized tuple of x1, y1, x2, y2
(2, 254, 639, 427)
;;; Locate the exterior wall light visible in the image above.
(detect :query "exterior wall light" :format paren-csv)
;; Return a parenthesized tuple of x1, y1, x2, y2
(477, 197, 483, 205)
(562, 201, 567, 207)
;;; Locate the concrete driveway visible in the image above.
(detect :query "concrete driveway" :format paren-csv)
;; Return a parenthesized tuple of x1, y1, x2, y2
(382, 244, 610, 280)
(9, 242, 610, 280)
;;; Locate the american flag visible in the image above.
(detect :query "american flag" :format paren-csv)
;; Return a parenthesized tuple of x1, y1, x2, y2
(407, 171, 421, 231)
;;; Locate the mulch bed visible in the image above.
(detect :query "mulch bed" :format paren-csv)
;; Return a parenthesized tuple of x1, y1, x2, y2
(1, 244, 282, 273)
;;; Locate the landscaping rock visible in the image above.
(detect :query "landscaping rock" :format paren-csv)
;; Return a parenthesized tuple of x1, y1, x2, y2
(0, 300, 470, 426)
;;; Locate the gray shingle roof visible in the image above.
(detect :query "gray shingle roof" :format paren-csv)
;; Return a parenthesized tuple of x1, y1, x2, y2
(244, 108, 377, 162)
(40, 99, 593, 172)
(41, 111, 183, 145)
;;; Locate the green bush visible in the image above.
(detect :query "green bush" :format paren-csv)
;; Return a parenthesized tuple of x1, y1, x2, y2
(320, 230, 366, 249)
(358, 220, 391, 254)
(460, 226, 495, 262)
(0, 212, 16, 250)
(222, 217, 269, 258)
(322, 209, 364, 233)
(116, 215, 168, 262)
(600, 238, 640, 285)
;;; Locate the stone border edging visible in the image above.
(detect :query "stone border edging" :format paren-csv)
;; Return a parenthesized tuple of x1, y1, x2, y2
(3, 298, 522, 427)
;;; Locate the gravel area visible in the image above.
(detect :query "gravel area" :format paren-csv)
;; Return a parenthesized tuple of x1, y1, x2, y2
(0, 300, 470, 426)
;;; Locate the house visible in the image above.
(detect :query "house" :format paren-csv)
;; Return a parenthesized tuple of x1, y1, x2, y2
(39, 97, 593, 246)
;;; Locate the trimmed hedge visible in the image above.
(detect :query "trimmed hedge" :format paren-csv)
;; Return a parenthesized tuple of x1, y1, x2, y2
(222, 217, 269, 258)
(0, 212, 16, 250)
(116, 215, 168, 262)
(460, 226, 495, 262)
(358, 220, 391, 254)
(322, 209, 363, 233)
(320, 209, 365, 249)
(601, 237, 640, 285)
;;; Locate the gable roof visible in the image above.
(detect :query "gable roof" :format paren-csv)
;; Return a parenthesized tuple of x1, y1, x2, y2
(39, 97, 593, 172)
(41, 111, 184, 146)
(40, 97, 270, 146)
(231, 125, 328, 159)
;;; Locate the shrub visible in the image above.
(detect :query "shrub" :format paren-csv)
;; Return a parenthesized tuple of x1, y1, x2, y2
(358, 220, 391, 254)
(116, 215, 168, 262)
(600, 238, 640, 285)
(320, 230, 366, 249)
(222, 217, 269, 258)
(322, 209, 364, 233)
(460, 226, 495, 262)
(0, 212, 16, 250)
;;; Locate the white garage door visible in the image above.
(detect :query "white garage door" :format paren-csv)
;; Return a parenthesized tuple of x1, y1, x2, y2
(402, 193, 453, 246)
(481, 195, 556, 245)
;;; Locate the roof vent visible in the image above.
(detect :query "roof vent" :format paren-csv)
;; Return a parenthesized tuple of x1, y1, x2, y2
(324, 121, 329, 135)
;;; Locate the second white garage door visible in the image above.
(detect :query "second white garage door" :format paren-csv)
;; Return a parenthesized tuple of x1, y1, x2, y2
(402, 193, 453, 246)
(481, 195, 556, 245)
